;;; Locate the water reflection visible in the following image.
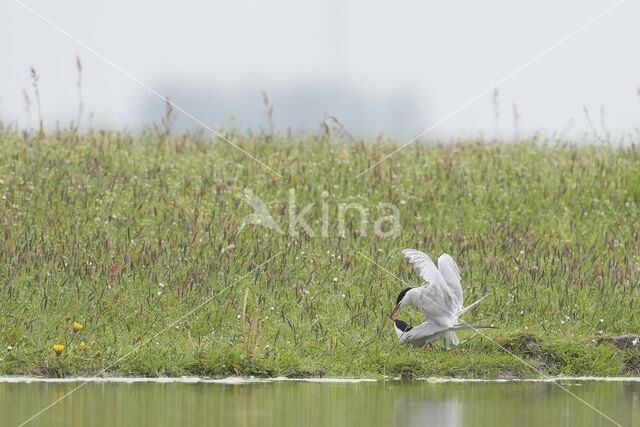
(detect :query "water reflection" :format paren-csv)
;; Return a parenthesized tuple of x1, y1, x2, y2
(395, 394, 461, 426)
(3, 380, 639, 427)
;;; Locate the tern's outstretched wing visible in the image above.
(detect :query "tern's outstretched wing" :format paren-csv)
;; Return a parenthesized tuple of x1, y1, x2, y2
(402, 249, 454, 314)
(438, 254, 463, 311)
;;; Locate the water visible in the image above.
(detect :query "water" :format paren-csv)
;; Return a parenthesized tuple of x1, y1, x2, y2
(3, 379, 639, 427)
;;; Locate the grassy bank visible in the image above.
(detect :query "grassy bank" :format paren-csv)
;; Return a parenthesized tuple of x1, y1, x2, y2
(0, 127, 639, 378)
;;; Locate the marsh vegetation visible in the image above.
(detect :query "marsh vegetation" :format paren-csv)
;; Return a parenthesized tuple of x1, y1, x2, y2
(0, 125, 639, 378)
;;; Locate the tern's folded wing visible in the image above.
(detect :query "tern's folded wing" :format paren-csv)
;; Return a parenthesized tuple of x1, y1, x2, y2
(399, 322, 497, 346)
(400, 323, 451, 342)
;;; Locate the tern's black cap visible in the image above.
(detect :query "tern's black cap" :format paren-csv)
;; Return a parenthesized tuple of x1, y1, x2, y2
(395, 287, 413, 306)
(393, 319, 413, 332)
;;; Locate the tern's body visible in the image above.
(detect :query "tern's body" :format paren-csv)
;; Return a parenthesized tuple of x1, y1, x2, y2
(399, 287, 456, 326)
(392, 318, 496, 348)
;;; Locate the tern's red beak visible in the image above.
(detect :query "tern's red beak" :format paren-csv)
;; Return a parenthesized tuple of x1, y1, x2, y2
(386, 314, 395, 322)
(391, 305, 400, 316)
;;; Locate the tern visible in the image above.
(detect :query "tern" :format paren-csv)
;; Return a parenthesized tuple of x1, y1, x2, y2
(390, 316, 497, 348)
(391, 249, 485, 348)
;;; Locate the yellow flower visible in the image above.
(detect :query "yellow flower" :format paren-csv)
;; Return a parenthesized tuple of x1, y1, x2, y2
(79, 341, 89, 349)
(73, 322, 83, 331)
(53, 345, 65, 354)
(94, 351, 102, 357)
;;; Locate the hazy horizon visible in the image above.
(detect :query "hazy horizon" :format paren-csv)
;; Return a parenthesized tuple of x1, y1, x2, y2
(2, 0, 639, 141)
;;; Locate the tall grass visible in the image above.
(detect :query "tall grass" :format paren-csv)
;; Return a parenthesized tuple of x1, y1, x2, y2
(0, 126, 638, 378)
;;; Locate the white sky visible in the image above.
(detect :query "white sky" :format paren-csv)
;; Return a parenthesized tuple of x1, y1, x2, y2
(1, 0, 639, 140)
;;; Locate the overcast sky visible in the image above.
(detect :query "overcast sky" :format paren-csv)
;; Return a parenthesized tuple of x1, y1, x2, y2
(1, 0, 639, 140)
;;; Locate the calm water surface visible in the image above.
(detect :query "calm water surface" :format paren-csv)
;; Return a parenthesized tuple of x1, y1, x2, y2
(3, 380, 639, 426)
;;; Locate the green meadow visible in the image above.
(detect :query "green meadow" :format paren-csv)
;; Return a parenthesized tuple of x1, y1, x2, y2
(0, 126, 639, 378)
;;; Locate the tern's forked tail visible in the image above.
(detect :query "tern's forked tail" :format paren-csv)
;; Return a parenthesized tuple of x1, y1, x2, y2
(455, 295, 487, 318)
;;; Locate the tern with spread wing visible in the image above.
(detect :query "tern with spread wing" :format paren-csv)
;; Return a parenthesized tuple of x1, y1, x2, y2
(391, 249, 485, 348)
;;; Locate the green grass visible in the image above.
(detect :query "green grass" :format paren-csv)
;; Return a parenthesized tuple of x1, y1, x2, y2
(0, 126, 639, 378)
